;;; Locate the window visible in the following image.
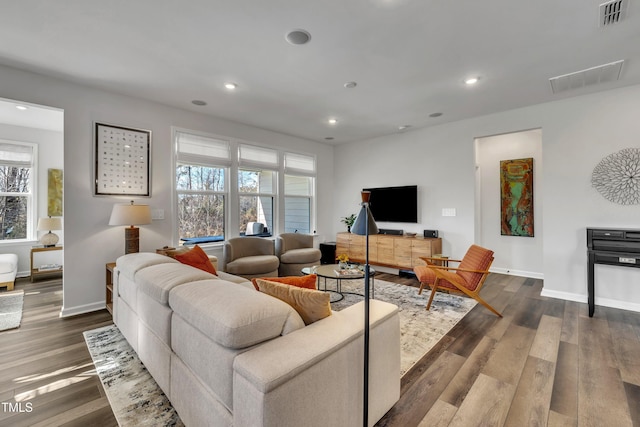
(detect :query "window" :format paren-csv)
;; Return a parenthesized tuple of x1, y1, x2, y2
(284, 152, 315, 234)
(175, 131, 230, 243)
(0, 141, 36, 241)
(173, 130, 318, 243)
(238, 144, 277, 236)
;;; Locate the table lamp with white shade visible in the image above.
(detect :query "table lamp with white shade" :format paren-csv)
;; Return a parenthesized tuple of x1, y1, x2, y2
(37, 217, 62, 247)
(108, 201, 152, 254)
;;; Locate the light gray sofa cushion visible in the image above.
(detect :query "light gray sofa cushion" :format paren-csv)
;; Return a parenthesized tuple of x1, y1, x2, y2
(136, 262, 215, 304)
(169, 280, 305, 349)
(116, 252, 178, 281)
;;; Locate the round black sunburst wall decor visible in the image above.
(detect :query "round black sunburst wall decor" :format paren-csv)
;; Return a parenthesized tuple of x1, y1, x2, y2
(591, 147, 640, 205)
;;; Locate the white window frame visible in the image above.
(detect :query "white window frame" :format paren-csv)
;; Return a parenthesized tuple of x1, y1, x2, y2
(172, 128, 319, 244)
(173, 129, 230, 246)
(0, 140, 37, 244)
(238, 144, 278, 236)
(283, 152, 316, 234)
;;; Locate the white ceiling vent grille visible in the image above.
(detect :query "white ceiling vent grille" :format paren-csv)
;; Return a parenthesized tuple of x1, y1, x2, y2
(600, 0, 628, 26)
(549, 60, 624, 94)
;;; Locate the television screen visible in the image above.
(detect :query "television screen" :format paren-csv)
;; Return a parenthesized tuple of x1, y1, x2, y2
(362, 185, 418, 223)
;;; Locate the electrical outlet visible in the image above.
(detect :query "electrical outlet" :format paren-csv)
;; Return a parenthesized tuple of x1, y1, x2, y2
(442, 208, 456, 217)
(151, 209, 164, 220)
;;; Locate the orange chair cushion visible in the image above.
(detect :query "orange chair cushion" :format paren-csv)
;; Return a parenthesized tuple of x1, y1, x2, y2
(457, 245, 493, 291)
(414, 265, 458, 290)
(414, 244, 493, 292)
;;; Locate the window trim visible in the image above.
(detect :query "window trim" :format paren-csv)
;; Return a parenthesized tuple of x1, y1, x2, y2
(0, 139, 38, 244)
(172, 127, 317, 245)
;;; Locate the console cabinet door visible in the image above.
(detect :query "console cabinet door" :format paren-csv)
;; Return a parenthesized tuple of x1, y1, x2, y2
(367, 235, 379, 263)
(336, 233, 351, 260)
(376, 237, 394, 265)
(349, 234, 366, 261)
(393, 239, 413, 268)
(412, 239, 432, 266)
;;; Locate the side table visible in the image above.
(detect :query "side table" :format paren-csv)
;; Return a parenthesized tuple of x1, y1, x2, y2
(30, 245, 63, 282)
(106, 262, 116, 315)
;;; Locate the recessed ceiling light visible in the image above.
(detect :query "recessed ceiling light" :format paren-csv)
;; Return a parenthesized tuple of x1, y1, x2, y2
(328, 118, 338, 125)
(398, 125, 411, 131)
(464, 77, 479, 85)
(429, 112, 443, 118)
(224, 82, 238, 90)
(15, 105, 28, 110)
(344, 81, 357, 89)
(191, 100, 207, 106)
(285, 29, 311, 45)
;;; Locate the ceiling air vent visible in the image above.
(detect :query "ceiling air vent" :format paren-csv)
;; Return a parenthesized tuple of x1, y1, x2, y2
(599, 0, 628, 26)
(549, 60, 624, 94)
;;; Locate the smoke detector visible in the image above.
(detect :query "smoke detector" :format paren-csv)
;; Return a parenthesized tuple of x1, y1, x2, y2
(599, 0, 628, 27)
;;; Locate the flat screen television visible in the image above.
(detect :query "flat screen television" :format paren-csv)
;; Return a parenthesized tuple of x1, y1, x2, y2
(362, 185, 418, 223)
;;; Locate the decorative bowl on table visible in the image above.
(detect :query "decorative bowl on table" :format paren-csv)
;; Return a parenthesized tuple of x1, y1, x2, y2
(405, 232, 417, 237)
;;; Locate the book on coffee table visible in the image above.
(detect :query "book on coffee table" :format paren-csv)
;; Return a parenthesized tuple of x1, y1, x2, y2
(334, 268, 362, 277)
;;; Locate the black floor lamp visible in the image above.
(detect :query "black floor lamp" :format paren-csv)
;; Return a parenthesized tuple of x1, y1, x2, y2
(351, 190, 378, 427)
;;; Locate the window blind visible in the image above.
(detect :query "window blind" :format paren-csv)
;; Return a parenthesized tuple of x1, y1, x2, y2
(176, 132, 231, 166)
(0, 142, 33, 167)
(239, 144, 278, 167)
(285, 152, 315, 175)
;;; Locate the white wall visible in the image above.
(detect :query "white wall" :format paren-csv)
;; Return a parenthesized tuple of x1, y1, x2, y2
(335, 83, 640, 313)
(0, 64, 334, 316)
(476, 129, 543, 278)
(0, 123, 64, 275)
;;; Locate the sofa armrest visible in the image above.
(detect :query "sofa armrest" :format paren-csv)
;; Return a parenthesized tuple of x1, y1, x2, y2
(233, 300, 400, 427)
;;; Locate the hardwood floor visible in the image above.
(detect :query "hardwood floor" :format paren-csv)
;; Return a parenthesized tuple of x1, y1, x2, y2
(378, 273, 640, 427)
(2, 273, 639, 426)
(0, 277, 117, 427)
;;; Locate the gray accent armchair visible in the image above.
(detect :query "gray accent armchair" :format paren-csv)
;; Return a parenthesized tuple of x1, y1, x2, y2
(276, 233, 321, 276)
(222, 237, 280, 279)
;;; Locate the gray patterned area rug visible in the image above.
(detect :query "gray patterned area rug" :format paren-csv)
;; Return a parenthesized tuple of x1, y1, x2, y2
(83, 326, 184, 427)
(331, 278, 477, 375)
(0, 290, 24, 331)
(83, 278, 475, 426)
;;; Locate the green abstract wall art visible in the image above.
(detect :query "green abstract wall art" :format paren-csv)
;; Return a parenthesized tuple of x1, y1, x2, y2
(500, 158, 534, 237)
(48, 168, 63, 217)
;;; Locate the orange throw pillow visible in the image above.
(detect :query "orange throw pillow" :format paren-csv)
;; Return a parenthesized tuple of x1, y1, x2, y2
(251, 274, 317, 291)
(174, 245, 217, 275)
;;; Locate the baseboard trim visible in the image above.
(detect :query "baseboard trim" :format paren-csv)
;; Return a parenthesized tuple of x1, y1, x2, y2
(490, 267, 543, 280)
(540, 289, 640, 313)
(60, 301, 106, 318)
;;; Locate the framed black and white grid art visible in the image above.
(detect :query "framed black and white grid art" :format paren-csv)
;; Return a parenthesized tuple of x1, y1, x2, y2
(94, 122, 151, 196)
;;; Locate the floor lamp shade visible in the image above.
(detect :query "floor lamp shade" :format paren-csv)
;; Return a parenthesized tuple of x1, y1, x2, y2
(351, 190, 378, 427)
(109, 201, 152, 254)
(37, 217, 62, 247)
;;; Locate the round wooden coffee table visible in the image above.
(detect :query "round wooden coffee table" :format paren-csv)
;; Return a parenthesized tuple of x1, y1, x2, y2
(302, 264, 375, 302)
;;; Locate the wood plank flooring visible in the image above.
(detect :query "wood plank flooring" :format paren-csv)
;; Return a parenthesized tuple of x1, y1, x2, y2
(0, 277, 117, 427)
(1, 273, 639, 426)
(379, 273, 640, 427)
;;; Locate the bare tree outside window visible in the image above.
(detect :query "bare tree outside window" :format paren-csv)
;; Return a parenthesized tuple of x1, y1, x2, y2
(0, 166, 30, 240)
(176, 165, 225, 239)
(238, 169, 274, 235)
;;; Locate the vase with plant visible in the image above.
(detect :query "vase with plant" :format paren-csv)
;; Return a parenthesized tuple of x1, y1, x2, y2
(341, 214, 357, 232)
(337, 253, 350, 269)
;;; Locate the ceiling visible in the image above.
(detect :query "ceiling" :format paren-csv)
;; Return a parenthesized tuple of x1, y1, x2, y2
(0, 98, 63, 132)
(1, 0, 639, 144)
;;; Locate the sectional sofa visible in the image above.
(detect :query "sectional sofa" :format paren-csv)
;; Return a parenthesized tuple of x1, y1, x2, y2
(112, 252, 401, 426)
